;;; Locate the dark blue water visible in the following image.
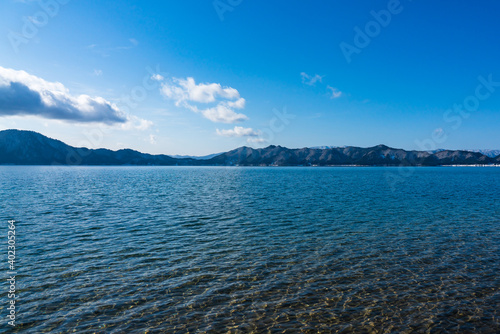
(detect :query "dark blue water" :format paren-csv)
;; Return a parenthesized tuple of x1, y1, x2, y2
(1, 166, 499, 333)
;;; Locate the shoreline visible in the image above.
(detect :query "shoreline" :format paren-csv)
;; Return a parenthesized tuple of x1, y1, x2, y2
(1, 164, 500, 168)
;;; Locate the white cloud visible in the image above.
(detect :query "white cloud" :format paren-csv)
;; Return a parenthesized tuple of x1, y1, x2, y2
(149, 134, 157, 144)
(160, 77, 248, 123)
(162, 77, 240, 103)
(93, 69, 103, 76)
(151, 74, 164, 81)
(327, 85, 342, 99)
(191, 100, 247, 123)
(0, 66, 152, 129)
(216, 126, 260, 137)
(217, 126, 267, 144)
(301, 72, 324, 86)
(247, 137, 267, 143)
(121, 116, 153, 130)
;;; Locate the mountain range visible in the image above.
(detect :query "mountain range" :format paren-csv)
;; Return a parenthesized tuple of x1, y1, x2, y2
(1, 129, 499, 166)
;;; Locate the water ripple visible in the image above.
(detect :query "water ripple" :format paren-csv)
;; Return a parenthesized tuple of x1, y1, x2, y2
(0, 166, 499, 333)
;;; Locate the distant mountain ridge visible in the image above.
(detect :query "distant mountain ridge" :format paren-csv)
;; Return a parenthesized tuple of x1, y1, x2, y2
(428, 148, 500, 158)
(316, 146, 500, 158)
(168, 153, 222, 160)
(0, 130, 190, 166)
(469, 149, 500, 158)
(0, 129, 499, 166)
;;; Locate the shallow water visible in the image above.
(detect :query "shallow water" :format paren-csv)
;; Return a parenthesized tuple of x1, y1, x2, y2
(1, 166, 499, 333)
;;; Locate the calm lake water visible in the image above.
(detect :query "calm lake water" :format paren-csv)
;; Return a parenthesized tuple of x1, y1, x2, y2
(1, 166, 499, 333)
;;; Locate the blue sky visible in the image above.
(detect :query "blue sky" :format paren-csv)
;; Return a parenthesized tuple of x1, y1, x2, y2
(0, 0, 499, 155)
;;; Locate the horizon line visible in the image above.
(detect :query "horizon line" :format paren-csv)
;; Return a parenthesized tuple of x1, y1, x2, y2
(1, 129, 499, 158)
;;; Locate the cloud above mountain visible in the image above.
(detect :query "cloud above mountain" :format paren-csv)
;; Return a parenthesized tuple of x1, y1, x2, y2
(160, 77, 248, 123)
(216, 126, 260, 137)
(216, 126, 266, 144)
(0, 66, 151, 129)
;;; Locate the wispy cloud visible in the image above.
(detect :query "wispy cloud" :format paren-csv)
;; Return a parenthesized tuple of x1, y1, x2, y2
(217, 126, 267, 144)
(114, 38, 139, 50)
(302, 72, 345, 100)
(327, 85, 342, 99)
(247, 137, 267, 143)
(160, 77, 248, 123)
(87, 38, 139, 57)
(301, 72, 324, 86)
(149, 134, 157, 144)
(216, 126, 260, 137)
(0, 66, 151, 129)
(93, 69, 103, 76)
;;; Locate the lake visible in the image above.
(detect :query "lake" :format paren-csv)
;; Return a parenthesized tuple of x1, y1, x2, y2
(1, 166, 499, 333)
